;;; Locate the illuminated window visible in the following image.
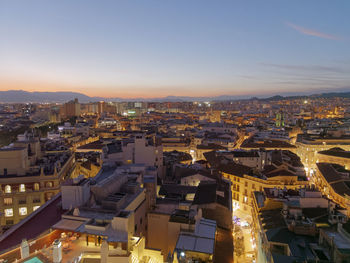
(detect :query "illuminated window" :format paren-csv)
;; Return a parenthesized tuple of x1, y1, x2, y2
(46, 182, 53, 188)
(19, 184, 25, 192)
(4, 185, 11, 194)
(19, 207, 27, 216)
(4, 198, 12, 205)
(33, 206, 40, 211)
(244, 196, 248, 203)
(34, 183, 40, 191)
(4, 208, 13, 217)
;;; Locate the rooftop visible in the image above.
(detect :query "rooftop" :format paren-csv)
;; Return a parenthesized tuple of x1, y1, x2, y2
(317, 163, 350, 197)
(0, 194, 64, 253)
(175, 218, 216, 255)
(77, 140, 105, 150)
(318, 147, 350, 159)
(241, 138, 296, 149)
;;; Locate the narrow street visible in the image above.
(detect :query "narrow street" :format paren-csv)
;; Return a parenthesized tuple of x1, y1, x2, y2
(232, 209, 257, 263)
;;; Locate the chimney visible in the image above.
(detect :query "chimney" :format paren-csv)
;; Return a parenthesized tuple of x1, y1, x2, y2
(101, 239, 109, 263)
(20, 239, 29, 260)
(52, 239, 62, 263)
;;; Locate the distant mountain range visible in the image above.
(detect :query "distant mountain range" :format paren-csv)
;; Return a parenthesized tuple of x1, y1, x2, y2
(0, 90, 95, 103)
(1, 89, 350, 103)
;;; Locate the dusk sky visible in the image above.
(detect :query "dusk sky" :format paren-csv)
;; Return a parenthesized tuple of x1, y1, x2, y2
(1, 1, 350, 98)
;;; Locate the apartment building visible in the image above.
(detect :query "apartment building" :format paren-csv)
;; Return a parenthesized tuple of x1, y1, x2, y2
(317, 147, 350, 169)
(295, 133, 350, 171)
(102, 133, 163, 177)
(205, 150, 308, 212)
(0, 152, 74, 228)
(51, 164, 163, 263)
(0, 133, 74, 228)
(252, 187, 349, 263)
(315, 163, 350, 215)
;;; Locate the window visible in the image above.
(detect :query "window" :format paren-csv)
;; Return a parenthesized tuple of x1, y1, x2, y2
(5, 220, 14, 225)
(4, 198, 12, 205)
(19, 184, 25, 192)
(4, 185, 11, 194)
(46, 182, 53, 188)
(19, 207, 27, 216)
(244, 196, 248, 203)
(45, 192, 54, 201)
(245, 182, 248, 187)
(33, 206, 40, 211)
(4, 208, 13, 217)
(33, 196, 41, 203)
(34, 183, 40, 191)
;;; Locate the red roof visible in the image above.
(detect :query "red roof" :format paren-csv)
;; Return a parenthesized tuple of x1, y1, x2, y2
(0, 194, 64, 253)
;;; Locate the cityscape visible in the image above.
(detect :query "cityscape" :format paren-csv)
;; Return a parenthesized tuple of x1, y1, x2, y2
(1, 1, 350, 263)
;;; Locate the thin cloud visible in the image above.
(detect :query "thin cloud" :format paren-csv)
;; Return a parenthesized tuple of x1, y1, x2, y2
(260, 63, 345, 73)
(286, 22, 340, 40)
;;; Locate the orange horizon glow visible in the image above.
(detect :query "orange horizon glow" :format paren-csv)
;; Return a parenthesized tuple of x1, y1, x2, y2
(0, 78, 281, 99)
(1, 1, 348, 101)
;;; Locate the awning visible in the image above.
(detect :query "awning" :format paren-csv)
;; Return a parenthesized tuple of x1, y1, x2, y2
(53, 219, 85, 231)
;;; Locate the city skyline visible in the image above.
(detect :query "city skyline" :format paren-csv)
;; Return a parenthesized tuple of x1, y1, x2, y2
(2, 2, 350, 262)
(1, 1, 350, 98)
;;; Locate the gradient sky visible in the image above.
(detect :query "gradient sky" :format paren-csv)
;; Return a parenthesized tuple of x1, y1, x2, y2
(1, 0, 350, 98)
